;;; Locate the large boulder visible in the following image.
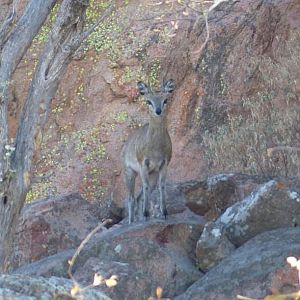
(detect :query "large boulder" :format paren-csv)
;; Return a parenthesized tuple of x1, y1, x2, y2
(13, 250, 74, 278)
(0, 274, 111, 300)
(179, 173, 272, 219)
(196, 179, 300, 271)
(13, 193, 122, 268)
(15, 210, 205, 300)
(176, 227, 300, 300)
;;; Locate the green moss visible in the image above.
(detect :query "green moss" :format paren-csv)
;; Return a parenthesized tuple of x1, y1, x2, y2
(85, 144, 107, 163)
(113, 111, 129, 123)
(82, 167, 107, 199)
(26, 180, 56, 203)
(148, 60, 161, 88)
(194, 106, 202, 124)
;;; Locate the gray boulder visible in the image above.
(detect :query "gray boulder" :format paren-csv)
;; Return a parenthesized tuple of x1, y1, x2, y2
(0, 274, 111, 300)
(196, 179, 300, 270)
(177, 227, 300, 300)
(179, 173, 272, 219)
(15, 211, 205, 300)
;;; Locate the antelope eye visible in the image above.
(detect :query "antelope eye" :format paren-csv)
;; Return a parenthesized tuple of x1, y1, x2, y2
(146, 100, 152, 106)
(163, 99, 168, 105)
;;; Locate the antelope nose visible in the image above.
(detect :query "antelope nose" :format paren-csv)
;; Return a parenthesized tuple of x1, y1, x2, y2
(155, 108, 162, 115)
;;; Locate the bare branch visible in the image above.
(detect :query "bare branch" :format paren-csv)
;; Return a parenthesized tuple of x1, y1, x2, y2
(192, 12, 209, 55)
(267, 146, 300, 157)
(68, 219, 112, 279)
(0, 0, 91, 272)
(70, 3, 115, 52)
(43, 2, 115, 82)
(192, 0, 230, 56)
(208, 0, 229, 11)
(134, 17, 197, 33)
(0, 0, 57, 79)
(0, 0, 19, 49)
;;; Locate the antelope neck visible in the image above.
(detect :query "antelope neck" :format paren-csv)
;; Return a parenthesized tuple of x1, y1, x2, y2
(147, 115, 168, 136)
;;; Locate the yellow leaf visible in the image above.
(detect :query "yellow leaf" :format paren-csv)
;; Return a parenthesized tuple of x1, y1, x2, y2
(156, 286, 163, 299)
(297, 259, 300, 271)
(110, 275, 118, 281)
(287, 256, 298, 267)
(105, 278, 118, 288)
(70, 285, 81, 297)
(93, 273, 103, 286)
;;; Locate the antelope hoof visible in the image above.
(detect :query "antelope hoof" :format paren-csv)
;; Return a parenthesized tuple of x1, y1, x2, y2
(163, 208, 168, 219)
(143, 210, 150, 219)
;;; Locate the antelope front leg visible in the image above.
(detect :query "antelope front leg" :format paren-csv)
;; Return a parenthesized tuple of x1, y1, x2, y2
(141, 163, 151, 220)
(124, 167, 137, 224)
(158, 161, 168, 219)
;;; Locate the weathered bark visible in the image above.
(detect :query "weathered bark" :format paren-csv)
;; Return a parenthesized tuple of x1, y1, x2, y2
(0, 0, 57, 183)
(0, 0, 115, 272)
(0, 0, 58, 272)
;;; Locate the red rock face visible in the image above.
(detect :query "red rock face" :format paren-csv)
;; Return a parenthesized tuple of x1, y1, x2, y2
(13, 193, 120, 267)
(7, 0, 300, 211)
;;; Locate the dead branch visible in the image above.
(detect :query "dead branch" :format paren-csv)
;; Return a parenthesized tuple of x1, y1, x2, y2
(0, 0, 19, 49)
(68, 219, 112, 279)
(267, 146, 300, 157)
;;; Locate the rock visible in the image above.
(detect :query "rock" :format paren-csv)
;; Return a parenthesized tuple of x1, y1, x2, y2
(73, 213, 204, 300)
(13, 250, 74, 278)
(122, 183, 190, 222)
(195, 222, 235, 272)
(179, 173, 272, 219)
(14, 211, 205, 300)
(0, 274, 111, 300)
(13, 193, 122, 269)
(196, 179, 300, 270)
(176, 227, 300, 300)
(221, 179, 300, 245)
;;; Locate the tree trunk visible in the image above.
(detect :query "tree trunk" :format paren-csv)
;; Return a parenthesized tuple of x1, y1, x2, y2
(0, 0, 58, 272)
(0, 0, 95, 272)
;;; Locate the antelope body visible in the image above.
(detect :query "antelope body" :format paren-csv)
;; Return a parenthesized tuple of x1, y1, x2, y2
(122, 80, 175, 224)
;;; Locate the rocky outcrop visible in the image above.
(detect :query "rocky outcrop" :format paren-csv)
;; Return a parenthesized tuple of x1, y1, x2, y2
(179, 173, 273, 219)
(13, 193, 122, 268)
(5, 0, 300, 298)
(0, 274, 111, 300)
(176, 227, 300, 300)
(15, 210, 205, 300)
(196, 178, 300, 271)
(11, 173, 300, 299)
(8, 0, 300, 209)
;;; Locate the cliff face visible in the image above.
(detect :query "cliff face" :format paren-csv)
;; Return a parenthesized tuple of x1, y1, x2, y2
(3, 2, 300, 298)
(6, 0, 300, 209)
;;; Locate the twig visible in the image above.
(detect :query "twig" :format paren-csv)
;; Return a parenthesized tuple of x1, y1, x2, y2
(267, 146, 300, 157)
(68, 218, 112, 279)
(0, 0, 19, 48)
(192, 11, 209, 55)
(237, 296, 260, 300)
(192, 0, 230, 56)
(70, 3, 115, 51)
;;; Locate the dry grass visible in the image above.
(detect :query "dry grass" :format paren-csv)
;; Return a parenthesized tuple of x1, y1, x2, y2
(202, 36, 300, 177)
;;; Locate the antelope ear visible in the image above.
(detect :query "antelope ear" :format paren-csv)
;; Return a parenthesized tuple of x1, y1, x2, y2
(137, 81, 150, 95)
(163, 79, 175, 93)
